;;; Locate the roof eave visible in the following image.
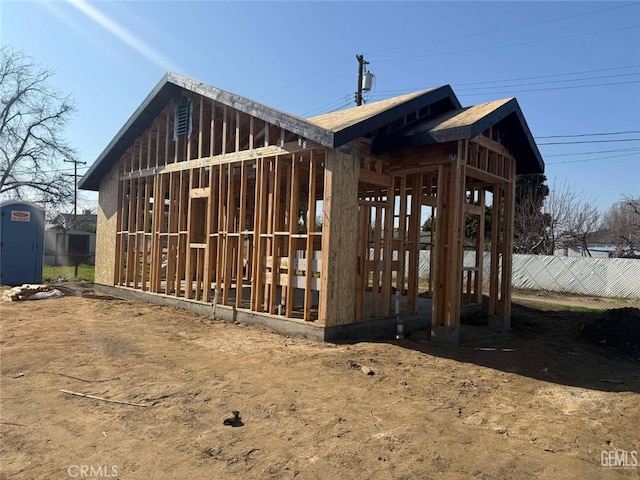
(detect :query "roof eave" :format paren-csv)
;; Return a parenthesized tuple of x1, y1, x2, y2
(372, 98, 544, 175)
(79, 72, 335, 192)
(332, 85, 462, 147)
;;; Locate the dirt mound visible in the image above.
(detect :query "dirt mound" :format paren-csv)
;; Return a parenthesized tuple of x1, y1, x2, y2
(580, 307, 640, 360)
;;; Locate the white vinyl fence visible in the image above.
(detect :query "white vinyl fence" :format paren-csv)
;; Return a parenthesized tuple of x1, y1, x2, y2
(417, 251, 640, 299)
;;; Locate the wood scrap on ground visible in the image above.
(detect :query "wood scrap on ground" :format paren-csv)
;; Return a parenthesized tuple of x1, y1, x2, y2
(60, 389, 148, 407)
(2, 284, 63, 302)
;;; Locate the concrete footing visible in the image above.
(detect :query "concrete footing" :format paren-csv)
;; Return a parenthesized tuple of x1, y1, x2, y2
(93, 284, 432, 343)
(488, 315, 511, 332)
(430, 326, 460, 344)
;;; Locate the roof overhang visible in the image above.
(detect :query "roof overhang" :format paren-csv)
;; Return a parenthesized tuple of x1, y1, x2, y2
(372, 98, 544, 175)
(79, 73, 542, 191)
(79, 72, 335, 191)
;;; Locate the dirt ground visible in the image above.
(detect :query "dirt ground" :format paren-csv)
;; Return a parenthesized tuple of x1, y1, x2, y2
(1, 284, 639, 480)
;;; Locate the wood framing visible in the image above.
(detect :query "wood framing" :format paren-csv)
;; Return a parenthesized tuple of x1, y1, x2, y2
(81, 73, 543, 343)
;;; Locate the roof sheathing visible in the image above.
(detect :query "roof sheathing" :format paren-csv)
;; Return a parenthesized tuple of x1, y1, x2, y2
(308, 85, 462, 145)
(372, 98, 544, 174)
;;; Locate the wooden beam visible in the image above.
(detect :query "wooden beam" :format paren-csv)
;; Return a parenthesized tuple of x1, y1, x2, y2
(119, 141, 322, 181)
(472, 135, 514, 161)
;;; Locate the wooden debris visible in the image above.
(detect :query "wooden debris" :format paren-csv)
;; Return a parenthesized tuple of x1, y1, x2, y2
(2, 284, 62, 302)
(60, 389, 147, 407)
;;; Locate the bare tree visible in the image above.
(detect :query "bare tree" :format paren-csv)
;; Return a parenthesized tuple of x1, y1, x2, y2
(602, 195, 640, 257)
(513, 190, 551, 254)
(544, 179, 602, 256)
(0, 46, 77, 207)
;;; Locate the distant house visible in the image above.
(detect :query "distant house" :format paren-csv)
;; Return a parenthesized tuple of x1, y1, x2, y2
(44, 210, 97, 266)
(554, 229, 628, 258)
(54, 210, 97, 232)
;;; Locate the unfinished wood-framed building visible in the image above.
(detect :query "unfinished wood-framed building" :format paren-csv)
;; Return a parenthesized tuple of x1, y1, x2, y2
(79, 73, 543, 343)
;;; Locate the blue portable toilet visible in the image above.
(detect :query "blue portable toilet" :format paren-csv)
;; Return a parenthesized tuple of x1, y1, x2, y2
(0, 201, 45, 285)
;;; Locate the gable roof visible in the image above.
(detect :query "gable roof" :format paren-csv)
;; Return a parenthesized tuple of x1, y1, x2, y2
(79, 73, 543, 190)
(372, 97, 544, 174)
(307, 85, 461, 145)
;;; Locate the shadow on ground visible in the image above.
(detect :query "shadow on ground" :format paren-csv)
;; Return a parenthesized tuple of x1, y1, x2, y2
(366, 302, 640, 394)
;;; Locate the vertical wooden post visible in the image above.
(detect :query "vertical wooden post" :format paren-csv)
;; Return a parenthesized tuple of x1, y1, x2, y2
(319, 147, 359, 327)
(303, 152, 317, 321)
(407, 175, 421, 313)
(475, 189, 486, 305)
(431, 143, 466, 344)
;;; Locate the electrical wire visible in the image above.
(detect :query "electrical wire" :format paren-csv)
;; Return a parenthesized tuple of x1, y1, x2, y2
(373, 68, 640, 96)
(453, 64, 640, 87)
(538, 138, 640, 146)
(363, 3, 638, 56)
(457, 79, 640, 97)
(302, 95, 353, 117)
(456, 72, 639, 92)
(546, 152, 639, 165)
(543, 147, 640, 157)
(372, 26, 637, 64)
(537, 130, 640, 139)
(370, 64, 640, 95)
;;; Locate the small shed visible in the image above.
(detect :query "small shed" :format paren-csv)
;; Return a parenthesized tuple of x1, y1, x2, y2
(0, 201, 45, 285)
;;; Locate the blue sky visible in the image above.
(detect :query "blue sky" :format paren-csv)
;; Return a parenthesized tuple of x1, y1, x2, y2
(1, 1, 639, 212)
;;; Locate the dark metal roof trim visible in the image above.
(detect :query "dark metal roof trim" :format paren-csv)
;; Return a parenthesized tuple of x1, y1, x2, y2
(333, 85, 462, 147)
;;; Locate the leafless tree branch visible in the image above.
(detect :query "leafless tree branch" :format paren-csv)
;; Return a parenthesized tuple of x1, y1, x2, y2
(0, 45, 77, 207)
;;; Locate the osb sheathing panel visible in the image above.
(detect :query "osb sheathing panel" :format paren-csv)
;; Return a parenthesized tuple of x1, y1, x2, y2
(320, 147, 359, 326)
(95, 162, 119, 285)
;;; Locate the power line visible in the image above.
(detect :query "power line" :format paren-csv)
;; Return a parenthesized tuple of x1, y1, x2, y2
(537, 130, 640, 139)
(373, 68, 640, 96)
(457, 79, 640, 97)
(538, 138, 640, 146)
(543, 147, 640, 157)
(453, 64, 640, 87)
(372, 26, 637, 64)
(256, 59, 349, 101)
(546, 152, 639, 165)
(363, 3, 638, 56)
(457, 72, 639, 93)
(302, 95, 352, 117)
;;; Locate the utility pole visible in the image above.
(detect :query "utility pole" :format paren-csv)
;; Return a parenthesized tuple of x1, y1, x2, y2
(63, 158, 87, 278)
(355, 54, 370, 106)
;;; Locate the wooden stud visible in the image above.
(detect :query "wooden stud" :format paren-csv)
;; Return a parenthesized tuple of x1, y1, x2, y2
(303, 152, 317, 321)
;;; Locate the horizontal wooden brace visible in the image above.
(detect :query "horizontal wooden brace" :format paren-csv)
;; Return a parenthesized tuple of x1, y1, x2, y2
(190, 187, 210, 198)
(466, 165, 509, 185)
(464, 203, 483, 215)
(120, 141, 322, 181)
(359, 169, 392, 187)
(471, 135, 515, 160)
(421, 195, 437, 207)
